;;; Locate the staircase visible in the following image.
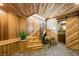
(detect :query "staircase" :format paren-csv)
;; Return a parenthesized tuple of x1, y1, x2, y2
(26, 27, 43, 51)
(46, 24, 58, 43)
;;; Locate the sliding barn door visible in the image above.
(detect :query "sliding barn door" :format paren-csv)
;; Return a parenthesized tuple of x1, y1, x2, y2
(66, 16, 79, 50)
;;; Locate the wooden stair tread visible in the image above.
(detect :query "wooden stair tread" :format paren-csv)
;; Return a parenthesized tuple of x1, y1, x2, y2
(27, 42, 42, 45)
(27, 46, 43, 50)
(27, 40, 41, 43)
(27, 44, 42, 48)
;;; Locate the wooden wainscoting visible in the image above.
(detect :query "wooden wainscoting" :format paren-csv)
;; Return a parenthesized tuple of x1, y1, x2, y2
(0, 38, 19, 56)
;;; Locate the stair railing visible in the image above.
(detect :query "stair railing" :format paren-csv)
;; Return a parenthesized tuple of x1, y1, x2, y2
(28, 26, 40, 37)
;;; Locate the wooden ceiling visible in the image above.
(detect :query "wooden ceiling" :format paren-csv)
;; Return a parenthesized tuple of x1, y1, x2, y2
(0, 3, 79, 19)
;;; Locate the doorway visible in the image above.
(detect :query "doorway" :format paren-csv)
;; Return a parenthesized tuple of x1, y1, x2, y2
(58, 19, 66, 44)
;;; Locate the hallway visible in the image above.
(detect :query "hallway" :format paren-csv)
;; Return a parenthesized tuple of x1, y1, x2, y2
(0, 3, 79, 56)
(13, 42, 79, 56)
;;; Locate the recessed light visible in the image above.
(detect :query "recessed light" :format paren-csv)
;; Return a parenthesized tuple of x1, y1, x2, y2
(0, 3, 3, 6)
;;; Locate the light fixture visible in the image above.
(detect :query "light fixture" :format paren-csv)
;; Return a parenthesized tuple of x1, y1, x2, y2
(0, 3, 3, 6)
(0, 10, 5, 15)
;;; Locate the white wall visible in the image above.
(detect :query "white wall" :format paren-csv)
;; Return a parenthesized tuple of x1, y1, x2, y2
(47, 18, 58, 32)
(27, 14, 46, 33)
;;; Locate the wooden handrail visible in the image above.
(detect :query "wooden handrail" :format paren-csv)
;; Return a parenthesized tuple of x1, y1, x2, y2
(28, 27, 40, 37)
(0, 38, 20, 46)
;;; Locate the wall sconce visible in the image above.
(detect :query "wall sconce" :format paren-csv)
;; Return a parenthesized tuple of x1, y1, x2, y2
(0, 10, 5, 15)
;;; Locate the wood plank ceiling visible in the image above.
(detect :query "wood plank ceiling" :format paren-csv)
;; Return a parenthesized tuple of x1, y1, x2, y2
(0, 3, 79, 19)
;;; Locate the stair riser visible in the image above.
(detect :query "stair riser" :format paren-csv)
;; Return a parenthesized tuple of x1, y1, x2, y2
(27, 45, 43, 50)
(27, 42, 42, 46)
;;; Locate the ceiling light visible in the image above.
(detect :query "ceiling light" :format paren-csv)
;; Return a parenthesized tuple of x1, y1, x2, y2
(0, 3, 3, 6)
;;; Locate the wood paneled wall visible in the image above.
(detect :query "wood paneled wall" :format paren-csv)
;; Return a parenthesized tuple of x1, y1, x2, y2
(66, 16, 79, 50)
(20, 17, 28, 32)
(8, 13, 20, 39)
(0, 12, 20, 41)
(0, 13, 8, 41)
(0, 12, 21, 55)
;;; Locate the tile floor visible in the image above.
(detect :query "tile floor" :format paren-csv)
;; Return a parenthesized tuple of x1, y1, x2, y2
(13, 42, 79, 56)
